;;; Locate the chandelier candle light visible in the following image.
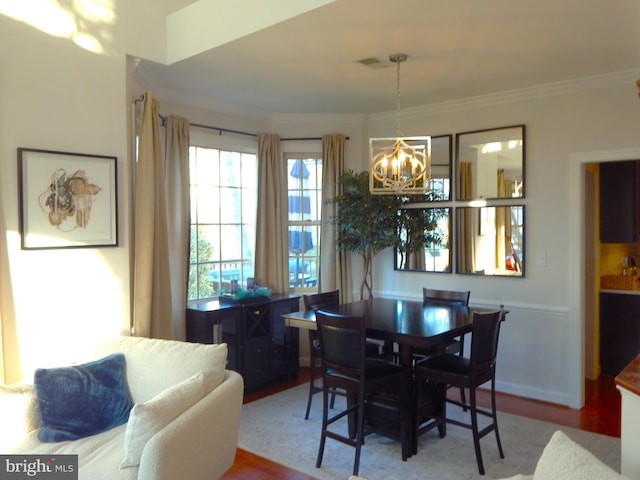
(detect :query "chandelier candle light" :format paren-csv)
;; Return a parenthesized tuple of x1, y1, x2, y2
(370, 53, 431, 194)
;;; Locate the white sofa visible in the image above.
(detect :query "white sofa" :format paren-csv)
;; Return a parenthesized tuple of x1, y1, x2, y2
(498, 430, 627, 480)
(0, 336, 244, 480)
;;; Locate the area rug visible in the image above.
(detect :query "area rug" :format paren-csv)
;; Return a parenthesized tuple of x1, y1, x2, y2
(238, 383, 621, 480)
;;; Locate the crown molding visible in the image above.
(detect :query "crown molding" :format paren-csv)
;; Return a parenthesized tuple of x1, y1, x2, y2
(368, 69, 640, 124)
(130, 60, 273, 121)
(271, 113, 366, 125)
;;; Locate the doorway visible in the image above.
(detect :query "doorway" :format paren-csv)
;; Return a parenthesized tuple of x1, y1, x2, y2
(573, 147, 640, 408)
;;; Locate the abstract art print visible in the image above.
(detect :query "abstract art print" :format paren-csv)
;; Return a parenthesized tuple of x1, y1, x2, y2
(18, 148, 118, 249)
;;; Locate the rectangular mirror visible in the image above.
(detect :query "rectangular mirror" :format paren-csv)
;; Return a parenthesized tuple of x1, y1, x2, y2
(400, 134, 452, 202)
(456, 205, 525, 276)
(456, 125, 525, 200)
(395, 207, 451, 273)
(429, 134, 452, 201)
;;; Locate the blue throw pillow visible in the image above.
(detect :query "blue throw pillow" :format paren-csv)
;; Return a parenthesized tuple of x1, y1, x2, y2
(34, 353, 133, 442)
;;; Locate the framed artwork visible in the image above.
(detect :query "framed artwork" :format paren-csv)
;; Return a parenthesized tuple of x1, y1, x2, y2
(18, 148, 118, 249)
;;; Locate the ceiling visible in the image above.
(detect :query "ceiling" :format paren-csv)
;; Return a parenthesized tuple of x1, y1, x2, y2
(139, 0, 640, 115)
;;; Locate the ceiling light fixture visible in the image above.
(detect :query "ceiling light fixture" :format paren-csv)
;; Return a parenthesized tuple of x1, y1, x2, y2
(369, 53, 431, 195)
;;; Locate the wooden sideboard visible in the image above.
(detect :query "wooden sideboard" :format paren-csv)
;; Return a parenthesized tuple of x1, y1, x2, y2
(186, 294, 300, 391)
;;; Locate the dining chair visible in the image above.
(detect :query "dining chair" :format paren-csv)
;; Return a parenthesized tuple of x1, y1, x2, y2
(413, 307, 505, 475)
(422, 288, 471, 357)
(314, 309, 411, 476)
(418, 288, 471, 403)
(302, 290, 341, 420)
(302, 290, 382, 420)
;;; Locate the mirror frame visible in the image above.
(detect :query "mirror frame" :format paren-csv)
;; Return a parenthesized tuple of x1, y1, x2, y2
(455, 205, 525, 277)
(394, 206, 452, 273)
(455, 125, 525, 201)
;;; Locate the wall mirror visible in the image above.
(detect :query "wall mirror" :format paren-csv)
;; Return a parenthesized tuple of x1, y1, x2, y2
(429, 135, 452, 201)
(456, 205, 525, 276)
(395, 207, 451, 273)
(456, 125, 525, 200)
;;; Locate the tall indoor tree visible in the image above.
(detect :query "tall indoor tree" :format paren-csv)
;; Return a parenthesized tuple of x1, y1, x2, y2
(329, 170, 401, 300)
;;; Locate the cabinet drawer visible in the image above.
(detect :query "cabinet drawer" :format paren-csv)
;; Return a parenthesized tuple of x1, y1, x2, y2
(244, 337, 271, 387)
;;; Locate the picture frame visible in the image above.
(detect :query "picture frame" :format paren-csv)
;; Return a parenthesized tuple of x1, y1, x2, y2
(18, 148, 118, 249)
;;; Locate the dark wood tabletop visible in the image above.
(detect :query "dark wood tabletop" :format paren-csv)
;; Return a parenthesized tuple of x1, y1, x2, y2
(283, 297, 505, 365)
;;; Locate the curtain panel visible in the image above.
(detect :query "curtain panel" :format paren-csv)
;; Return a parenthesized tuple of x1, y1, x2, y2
(133, 92, 190, 339)
(164, 115, 190, 340)
(255, 133, 289, 293)
(320, 134, 350, 303)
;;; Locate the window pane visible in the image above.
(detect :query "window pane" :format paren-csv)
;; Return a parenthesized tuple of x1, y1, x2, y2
(197, 224, 219, 262)
(220, 187, 242, 223)
(195, 185, 220, 223)
(189, 145, 258, 300)
(287, 155, 322, 291)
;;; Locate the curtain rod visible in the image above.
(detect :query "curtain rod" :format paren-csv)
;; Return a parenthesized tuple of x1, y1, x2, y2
(135, 96, 349, 142)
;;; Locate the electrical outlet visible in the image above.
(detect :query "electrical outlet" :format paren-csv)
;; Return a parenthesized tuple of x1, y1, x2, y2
(536, 251, 547, 267)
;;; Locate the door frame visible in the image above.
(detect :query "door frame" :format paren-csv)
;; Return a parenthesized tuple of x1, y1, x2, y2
(570, 147, 640, 408)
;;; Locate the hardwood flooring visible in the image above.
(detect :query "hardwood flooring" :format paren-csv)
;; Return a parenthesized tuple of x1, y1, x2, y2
(222, 369, 621, 479)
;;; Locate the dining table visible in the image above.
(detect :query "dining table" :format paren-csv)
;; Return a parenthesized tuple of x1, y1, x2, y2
(283, 297, 504, 367)
(282, 296, 506, 457)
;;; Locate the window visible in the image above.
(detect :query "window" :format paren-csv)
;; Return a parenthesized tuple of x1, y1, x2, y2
(287, 154, 322, 291)
(188, 146, 257, 300)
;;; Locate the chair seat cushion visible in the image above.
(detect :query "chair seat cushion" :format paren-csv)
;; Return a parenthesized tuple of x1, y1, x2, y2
(416, 353, 471, 375)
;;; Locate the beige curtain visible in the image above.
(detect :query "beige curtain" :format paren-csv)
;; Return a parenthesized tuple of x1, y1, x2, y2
(0, 201, 20, 384)
(164, 115, 190, 340)
(133, 92, 178, 339)
(495, 170, 515, 271)
(255, 134, 289, 293)
(459, 162, 476, 272)
(407, 248, 426, 270)
(319, 134, 350, 302)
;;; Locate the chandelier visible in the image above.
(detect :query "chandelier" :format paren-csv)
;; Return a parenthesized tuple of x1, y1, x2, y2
(370, 53, 431, 195)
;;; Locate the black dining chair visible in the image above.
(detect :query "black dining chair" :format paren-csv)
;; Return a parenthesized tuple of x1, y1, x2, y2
(413, 307, 505, 475)
(417, 288, 471, 404)
(302, 290, 382, 420)
(315, 309, 411, 476)
(302, 290, 340, 420)
(421, 288, 471, 357)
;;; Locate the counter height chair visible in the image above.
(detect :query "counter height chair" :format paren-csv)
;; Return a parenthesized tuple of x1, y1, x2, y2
(422, 288, 471, 357)
(417, 288, 471, 404)
(413, 308, 505, 475)
(303, 290, 341, 420)
(315, 310, 411, 476)
(303, 290, 382, 420)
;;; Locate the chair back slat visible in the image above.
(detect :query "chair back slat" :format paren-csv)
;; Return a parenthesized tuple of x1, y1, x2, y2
(470, 309, 504, 371)
(423, 288, 470, 306)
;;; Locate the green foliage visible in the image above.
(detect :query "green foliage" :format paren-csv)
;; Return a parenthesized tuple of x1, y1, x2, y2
(396, 206, 446, 270)
(329, 171, 446, 298)
(330, 170, 402, 256)
(188, 227, 215, 300)
(328, 170, 402, 299)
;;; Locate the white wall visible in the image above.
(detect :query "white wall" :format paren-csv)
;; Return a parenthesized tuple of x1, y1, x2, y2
(0, 2, 183, 381)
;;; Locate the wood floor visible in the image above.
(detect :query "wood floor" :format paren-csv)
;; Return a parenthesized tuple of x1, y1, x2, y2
(222, 369, 621, 479)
